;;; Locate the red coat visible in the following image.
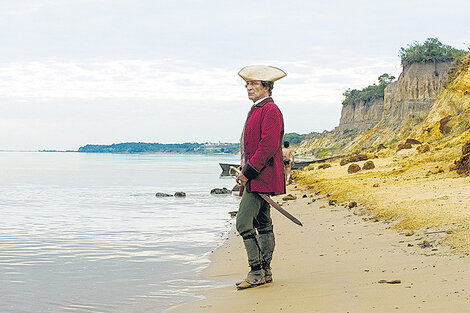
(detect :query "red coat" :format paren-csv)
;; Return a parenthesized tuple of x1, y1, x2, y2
(241, 97, 286, 195)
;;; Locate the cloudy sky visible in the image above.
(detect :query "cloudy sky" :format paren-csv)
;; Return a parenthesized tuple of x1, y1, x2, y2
(0, 0, 468, 150)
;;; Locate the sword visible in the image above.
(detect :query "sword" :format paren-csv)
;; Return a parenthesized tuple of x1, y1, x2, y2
(229, 166, 303, 227)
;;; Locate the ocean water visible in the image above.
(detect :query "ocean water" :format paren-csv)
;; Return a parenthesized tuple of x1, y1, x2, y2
(0, 152, 240, 313)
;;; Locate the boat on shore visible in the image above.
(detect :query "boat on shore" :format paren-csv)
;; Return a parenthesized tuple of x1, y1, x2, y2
(219, 163, 240, 175)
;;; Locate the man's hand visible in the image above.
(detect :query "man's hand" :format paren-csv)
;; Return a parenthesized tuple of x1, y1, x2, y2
(236, 172, 248, 186)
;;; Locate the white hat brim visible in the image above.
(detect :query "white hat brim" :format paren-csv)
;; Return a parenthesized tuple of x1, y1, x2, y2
(238, 65, 286, 82)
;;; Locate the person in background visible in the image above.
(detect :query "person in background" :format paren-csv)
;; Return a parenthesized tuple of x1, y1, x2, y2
(235, 65, 286, 290)
(282, 141, 294, 184)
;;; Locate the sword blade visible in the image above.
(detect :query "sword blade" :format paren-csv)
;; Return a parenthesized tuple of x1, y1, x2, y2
(259, 194, 303, 227)
(229, 166, 303, 227)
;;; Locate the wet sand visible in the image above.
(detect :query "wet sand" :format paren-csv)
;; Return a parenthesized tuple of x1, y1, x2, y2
(167, 186, 470, 312)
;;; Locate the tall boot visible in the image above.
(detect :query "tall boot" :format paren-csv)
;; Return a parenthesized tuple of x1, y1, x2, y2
(236, 231, 265, 289)
(258, 229, 275, 283)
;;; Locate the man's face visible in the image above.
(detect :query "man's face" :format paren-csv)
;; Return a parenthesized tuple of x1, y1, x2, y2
(245, 80, 269, 102)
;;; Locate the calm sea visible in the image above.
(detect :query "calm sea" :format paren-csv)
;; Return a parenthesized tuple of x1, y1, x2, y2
(0, 152, 240, 313)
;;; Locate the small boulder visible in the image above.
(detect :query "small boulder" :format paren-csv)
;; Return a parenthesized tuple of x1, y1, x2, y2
(282, 194, 297, 201)
(348, 201, 357, 208)
(405, 138, 421, 145)
(417, 144, 430, 153)
(349, 154, 368, 162)
(174, 192, 186, 197)
(340, 158, 349, 166)
(155, 192, 173, 197)
(397, 142, 412, 151)
(210, 187, 231, 195)
(362, 160, 375, 170)
(376, 144, 386, 152)
(328, 200, 337, 206)
(318, 163, 331, 170)
(348, 163, 361, 174)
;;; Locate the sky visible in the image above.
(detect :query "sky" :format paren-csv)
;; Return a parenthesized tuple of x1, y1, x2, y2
(0, 0, 469, 150)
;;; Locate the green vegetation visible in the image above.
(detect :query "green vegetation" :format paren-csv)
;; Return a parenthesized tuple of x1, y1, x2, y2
(78, 142, 239, 154)
(314, 147, 343, 159)
(283, 132, 308, 145)
(400, 38, 468, 67)
(342, 73, 395, 105)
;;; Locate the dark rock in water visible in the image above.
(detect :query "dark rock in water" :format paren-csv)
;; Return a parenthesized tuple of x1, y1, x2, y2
(362, 160, 375, 170)
(318, 163, 331, 170)
(348, 163, 361, 174)
(232, 184, 241, 192)
(174, 192, 186, 197)
(155, 192, 173, 197)
(211, 187, 231, 194)
(405, 138, 421, 145)
(229, 211, 238, 217)
(302, 194, 308, 198)
(328, 200, 337, 206)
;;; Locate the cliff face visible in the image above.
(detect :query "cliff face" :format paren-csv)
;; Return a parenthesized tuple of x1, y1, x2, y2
(412, 55, 470, 143)
(383, 61, 451, 130)
(297, 60, 455, 157)
(338, 98, 384, 132)
(350, 61, 452, 149)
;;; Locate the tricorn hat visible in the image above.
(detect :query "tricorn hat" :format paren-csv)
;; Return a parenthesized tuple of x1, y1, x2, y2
(238, 65, 286, 82)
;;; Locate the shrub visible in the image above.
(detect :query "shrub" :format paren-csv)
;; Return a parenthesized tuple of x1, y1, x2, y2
(400, 38, 468, 68)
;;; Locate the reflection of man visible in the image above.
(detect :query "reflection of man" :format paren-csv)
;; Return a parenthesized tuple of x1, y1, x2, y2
(235, 65, 286, 290)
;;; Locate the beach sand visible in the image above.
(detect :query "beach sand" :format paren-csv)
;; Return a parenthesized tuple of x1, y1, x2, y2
(168, 147, 470, 312)
(168, 193, 469, 312)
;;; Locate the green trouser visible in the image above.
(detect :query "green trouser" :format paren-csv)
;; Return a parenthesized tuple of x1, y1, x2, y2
(236, 191, 273, 236)
(236, 191, 275, 280)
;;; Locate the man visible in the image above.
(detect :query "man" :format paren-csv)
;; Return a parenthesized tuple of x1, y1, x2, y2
(235, 65, 286, 290)
(282, 141, 295, 185)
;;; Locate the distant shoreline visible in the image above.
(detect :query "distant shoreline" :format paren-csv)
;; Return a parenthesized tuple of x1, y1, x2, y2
(0, 142, 240, 154)
(78, 142, 239, 154)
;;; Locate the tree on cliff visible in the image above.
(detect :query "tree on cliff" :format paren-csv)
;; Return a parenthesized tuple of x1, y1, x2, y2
(342, 73, 395, 105)
(400, 38, 468, 68)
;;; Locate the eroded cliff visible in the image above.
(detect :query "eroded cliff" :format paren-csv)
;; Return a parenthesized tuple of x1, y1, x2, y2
(297, 60, 456, 157)
(338, 98, 384, 132)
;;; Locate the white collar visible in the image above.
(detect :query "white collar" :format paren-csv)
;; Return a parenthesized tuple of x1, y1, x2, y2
(253, 96, 270, 106)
